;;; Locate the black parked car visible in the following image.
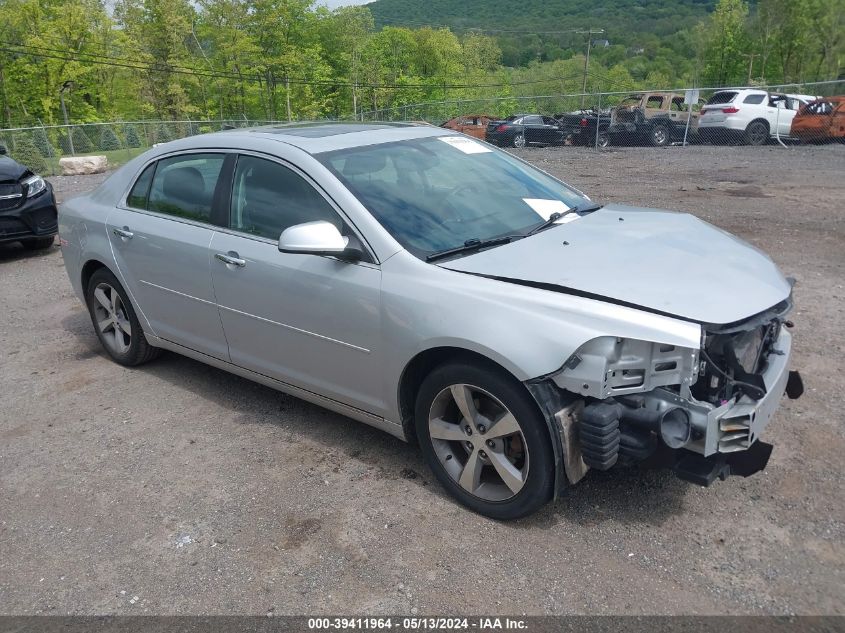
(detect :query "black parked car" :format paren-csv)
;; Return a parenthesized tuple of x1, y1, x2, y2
(484, 114, 568, 148)
(554, 110, 611, 147)
(0, 146, 57, 250)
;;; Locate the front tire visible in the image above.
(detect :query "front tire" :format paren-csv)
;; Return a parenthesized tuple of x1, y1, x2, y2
(415, 361, 555, 519)
(85, 268, 161, 366)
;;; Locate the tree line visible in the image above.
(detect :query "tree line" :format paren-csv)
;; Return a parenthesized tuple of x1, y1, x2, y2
(0, 0, 841, 130)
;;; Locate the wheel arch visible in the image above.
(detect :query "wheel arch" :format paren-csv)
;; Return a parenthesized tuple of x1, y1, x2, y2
(397, 345, 549, 440)
(398, 345, 568, 496)
(81, 258, 109, 294)
(747, 117, 771, 131)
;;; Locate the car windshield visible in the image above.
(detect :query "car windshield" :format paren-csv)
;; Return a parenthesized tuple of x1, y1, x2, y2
(317, 136, 589, 257)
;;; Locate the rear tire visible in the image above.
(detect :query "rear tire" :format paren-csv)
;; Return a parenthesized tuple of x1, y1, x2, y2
(415, 361, 555, 520)
(22, 236, 54, 250)
(513, 133, 526, 148)
(85, 268, 161, 366)
(744, 120, 769, 146)
(597, 132, 610, 148)
(650, 124, 670, 147)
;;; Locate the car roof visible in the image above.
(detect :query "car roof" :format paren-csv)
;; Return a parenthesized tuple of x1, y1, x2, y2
(187, 121, 455, 154)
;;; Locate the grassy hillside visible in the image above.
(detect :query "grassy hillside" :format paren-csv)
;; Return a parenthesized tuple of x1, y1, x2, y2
(368, 0, 716, 67)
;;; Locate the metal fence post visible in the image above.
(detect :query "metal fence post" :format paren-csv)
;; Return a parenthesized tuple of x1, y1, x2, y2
(594, 92, 602, 150)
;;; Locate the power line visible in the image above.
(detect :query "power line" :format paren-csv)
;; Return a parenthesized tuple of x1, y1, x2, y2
(2, 41, 578, 90)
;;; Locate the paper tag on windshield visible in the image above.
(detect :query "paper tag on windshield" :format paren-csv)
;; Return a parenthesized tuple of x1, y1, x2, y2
(523, 198, 573, 221)
(438, 136, 492, 154)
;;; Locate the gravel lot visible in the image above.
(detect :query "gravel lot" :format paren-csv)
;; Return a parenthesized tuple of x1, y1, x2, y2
(1, 144, 843, 616)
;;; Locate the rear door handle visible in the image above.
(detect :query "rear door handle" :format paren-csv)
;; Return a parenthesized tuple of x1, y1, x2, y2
(113, 227, 133, 239)
(215, 251, 246, 267)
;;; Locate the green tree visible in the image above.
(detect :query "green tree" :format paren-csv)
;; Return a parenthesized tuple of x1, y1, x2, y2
(697, 0, 750, 86)
(114, 0, 199, 119)
(33, 128, 57, 158)
(99, 126, 122, 151)
(71, 126, 94, 153)
(12, 135, 47, 173)
(124, 124, 142, 148)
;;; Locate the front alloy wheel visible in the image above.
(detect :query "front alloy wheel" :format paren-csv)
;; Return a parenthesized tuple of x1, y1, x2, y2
(415, 362, 555, 519)
(429, 384, 528, 501)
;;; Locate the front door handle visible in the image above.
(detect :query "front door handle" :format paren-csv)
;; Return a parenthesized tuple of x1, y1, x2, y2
(113, 227, 133, 239)
(215, 251, 246, 267)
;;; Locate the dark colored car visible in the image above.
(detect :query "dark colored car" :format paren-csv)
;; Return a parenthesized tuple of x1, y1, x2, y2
(0, 146, 58, 250)
(485, 114, 568, 148)
(555, 110, 611, 147)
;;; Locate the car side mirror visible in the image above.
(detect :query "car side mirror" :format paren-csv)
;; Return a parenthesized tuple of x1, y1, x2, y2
(278, 220, 364, 261)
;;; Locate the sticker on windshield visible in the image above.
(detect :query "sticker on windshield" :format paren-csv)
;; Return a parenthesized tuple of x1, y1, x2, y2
(438, 136, 492, 154)
(523, 198, 575, 222)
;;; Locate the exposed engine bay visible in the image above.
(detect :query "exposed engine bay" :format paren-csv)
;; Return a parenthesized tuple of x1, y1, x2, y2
(538, 298, 804, 487)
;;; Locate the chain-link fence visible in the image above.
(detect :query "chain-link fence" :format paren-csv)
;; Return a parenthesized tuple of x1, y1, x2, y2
(2, 80, 842, 178)
(360, 80, 845, 150)
(0, 119, 286, 177)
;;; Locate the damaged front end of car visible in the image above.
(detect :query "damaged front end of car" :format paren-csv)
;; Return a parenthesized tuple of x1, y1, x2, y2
(527, 294, 804, 489)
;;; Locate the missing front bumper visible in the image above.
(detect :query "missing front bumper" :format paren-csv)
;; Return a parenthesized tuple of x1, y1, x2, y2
(673, 440, 774, 486)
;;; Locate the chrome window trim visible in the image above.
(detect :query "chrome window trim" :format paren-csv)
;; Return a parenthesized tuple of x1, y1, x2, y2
(225, 149, 380, 265)
(118, 147, 379, 265)
(118, 148, 228, 232)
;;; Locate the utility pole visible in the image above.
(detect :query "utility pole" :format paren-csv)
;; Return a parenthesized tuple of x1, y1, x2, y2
(575, 28, 604, 109)
(59, 80, 75, 155)
(741, 52, 759, 84)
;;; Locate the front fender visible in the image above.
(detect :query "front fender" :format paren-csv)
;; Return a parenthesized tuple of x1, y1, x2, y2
(380, 251, 701, 421)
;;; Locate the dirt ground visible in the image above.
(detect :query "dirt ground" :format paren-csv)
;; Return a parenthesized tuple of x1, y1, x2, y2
(1, 144, 843, 616)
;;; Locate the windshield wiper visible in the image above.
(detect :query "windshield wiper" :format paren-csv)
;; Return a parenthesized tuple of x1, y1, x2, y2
(426, 236, 515, 262)
(525, 203, 604, 236)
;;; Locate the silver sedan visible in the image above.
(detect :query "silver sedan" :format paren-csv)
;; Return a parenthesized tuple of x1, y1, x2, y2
(59, 123, 801, 518)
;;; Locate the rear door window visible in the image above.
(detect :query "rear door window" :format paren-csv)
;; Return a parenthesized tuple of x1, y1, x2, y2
(706, 92, 738, 105)
(147, 153, 225, 223)
(743, 94, 766, 105)
(126, 163, 155, 209)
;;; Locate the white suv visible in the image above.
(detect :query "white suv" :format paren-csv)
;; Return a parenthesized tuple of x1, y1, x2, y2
(699, 89, 818, 145)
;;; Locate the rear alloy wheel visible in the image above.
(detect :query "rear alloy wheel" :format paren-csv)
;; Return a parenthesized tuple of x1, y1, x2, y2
(22, 237, 54, 250)
(650, 125, 670, 147)
(744, 120, 769, 146)
(513, 133, 526, 148)
(415, 362, 554, 519)
(85, 268, 161, 366)
(597, 132, 610, 148)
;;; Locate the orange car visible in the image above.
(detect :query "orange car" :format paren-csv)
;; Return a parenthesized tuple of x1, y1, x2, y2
(790, 96, 845, 142)
(440, 114, 494, 140)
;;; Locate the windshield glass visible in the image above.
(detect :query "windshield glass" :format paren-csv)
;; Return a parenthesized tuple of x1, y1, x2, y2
(317, 136, 589, 257)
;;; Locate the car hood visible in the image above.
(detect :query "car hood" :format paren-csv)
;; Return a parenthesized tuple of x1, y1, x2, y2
(0, 156, 28, 182)
(438, 204, 791, 325)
